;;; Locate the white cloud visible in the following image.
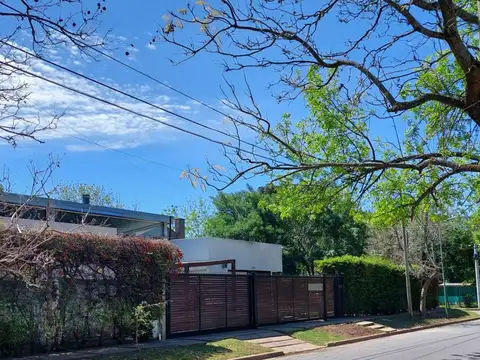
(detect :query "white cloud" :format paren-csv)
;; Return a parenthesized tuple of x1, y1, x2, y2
(146, 43, 157, 50)
(0, 44, 208, 152)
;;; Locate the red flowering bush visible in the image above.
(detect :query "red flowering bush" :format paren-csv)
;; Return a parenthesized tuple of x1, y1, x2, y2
(0, 229, 182, 355)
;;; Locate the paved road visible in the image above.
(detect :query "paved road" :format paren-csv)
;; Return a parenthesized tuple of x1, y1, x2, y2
(282, 320, 480, 360)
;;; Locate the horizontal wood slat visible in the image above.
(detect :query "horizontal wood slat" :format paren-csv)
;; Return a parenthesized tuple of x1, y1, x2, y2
(168, 274, 342, 337)
(168, 274, 251, 336)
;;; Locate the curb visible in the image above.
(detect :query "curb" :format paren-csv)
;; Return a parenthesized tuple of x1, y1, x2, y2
(326, 316, 480, 347)
(231, 351, 284, 360)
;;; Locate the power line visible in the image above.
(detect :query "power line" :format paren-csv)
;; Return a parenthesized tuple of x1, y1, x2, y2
(0, 0, 260, 139)
(18, 108, 201, 197)
(54, 128, 202, 197)
(0, 38, 276, 158)
(0, 59, 285, 165)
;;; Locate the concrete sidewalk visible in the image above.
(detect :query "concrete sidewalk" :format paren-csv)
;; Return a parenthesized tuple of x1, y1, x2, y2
(22, 317, 363, 360)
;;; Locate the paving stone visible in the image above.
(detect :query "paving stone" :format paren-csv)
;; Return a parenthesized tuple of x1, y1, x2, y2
(260, 339, 305, 348)
(273, 343, 321, 354)
(247, 336, 293, 344)
(379, 327, 396, 332)
(356, 321, 374, 326)
(368, 324, 386, 330)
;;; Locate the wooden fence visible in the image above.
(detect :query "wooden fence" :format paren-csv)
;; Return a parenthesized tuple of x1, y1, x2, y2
(166, 273, 344, 337)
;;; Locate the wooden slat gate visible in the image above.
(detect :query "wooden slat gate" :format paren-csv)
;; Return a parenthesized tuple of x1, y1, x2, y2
(167, 274, 252, 337)
(253, 275, 336, 326)
(167, 273, 343, 338)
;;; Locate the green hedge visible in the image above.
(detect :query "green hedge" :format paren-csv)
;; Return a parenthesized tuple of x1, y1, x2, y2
(315, 255, 421, 315)
(0, 229, 182, 356)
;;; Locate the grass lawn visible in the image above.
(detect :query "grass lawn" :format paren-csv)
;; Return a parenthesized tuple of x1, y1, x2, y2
(290, 308, 479, 347)
(373, 308, 479, 329)
(105, 339, 271, 360)
(290, 324, 380, 346)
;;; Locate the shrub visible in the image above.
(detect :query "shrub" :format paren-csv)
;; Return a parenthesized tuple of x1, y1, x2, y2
(0, 230, 182, 354)
(463, 293, 475, 308)
(315, 255, 421, 315)
(0, 315, 27, 357)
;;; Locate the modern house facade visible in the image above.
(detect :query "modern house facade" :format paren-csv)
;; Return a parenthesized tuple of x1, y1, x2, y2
(171, 237, 283, 274)
(0, 192, 185, 239)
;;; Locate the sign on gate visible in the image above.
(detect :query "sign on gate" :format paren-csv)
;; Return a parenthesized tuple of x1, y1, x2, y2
(308, 283, 323, 291)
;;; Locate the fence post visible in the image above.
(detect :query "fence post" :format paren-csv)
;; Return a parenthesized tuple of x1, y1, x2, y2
(276, 276, 280, 323)
(225, 275, 228, 329)
(250, 274, 258, 328)
(292, 277, 295, 320)
(163, 276, 170, 340)
(322, 274, 327, 321)
(198, 275, 202, 332)
(307, 278, 310, 320)
(334, 273, 345, 317)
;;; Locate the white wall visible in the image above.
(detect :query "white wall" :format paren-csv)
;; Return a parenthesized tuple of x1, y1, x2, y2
(170, 237, 283, 273)
(0, 217, 118, 235)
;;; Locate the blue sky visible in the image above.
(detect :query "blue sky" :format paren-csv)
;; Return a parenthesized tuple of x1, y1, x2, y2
(1, 0, 417, 215)
(2, 0, 275, 213)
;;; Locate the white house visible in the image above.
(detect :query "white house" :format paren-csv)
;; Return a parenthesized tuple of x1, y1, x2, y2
(170, 237, 283, 274)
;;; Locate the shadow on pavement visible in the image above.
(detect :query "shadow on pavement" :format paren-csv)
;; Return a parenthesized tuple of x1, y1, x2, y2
(445, 352, 480, 359)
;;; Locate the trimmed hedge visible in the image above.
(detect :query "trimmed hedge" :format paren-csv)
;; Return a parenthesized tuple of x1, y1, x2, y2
(315, 255, 420, 315)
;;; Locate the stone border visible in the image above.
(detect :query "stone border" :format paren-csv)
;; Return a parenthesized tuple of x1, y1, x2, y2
(231, 351, 284, 360)
(326, 316, 480, 347)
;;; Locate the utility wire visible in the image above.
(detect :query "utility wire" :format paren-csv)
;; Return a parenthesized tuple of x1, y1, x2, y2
(0, 36, 276, 159)
(54, 128, 201, 197)
(17, 108, 201, 197)
(0, 1, 290, 160)
(1, 40, 271, 153)
(1, 59, 285, 165)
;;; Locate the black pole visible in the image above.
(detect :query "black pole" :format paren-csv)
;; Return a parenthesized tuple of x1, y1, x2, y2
(250, 274, 258, 327)
(323, 274, 328, 321)
(307, 279, 310, 319)
(292, 277, 295, 320)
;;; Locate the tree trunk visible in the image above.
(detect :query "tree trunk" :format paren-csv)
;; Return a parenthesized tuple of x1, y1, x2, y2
(402, 220, 414, 319)
(420, 275, 436, 318)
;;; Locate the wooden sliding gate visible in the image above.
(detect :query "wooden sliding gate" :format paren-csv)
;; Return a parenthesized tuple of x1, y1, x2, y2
(166, 273, 344, 338)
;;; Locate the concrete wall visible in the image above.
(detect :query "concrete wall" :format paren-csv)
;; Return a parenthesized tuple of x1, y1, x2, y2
(0, 217, 118, 235)
(170, 237, 283, 274)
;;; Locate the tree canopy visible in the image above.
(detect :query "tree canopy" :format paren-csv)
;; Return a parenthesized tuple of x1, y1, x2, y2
(205, 186, 368, 274)
(54, 183, 124, 209)
(162, 0, 480, 220)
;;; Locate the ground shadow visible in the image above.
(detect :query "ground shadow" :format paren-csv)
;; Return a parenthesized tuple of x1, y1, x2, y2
(373, 309, 472, 329)
(444, 352, 480, 359)
(129, 344, 232, 360)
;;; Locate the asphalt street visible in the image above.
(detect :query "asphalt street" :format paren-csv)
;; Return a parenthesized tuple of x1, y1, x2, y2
(281, 320, 480, 360)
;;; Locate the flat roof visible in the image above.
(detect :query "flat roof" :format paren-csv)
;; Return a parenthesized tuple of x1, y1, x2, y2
(0, 192, 172, 223)
(172, 237, 283, 249)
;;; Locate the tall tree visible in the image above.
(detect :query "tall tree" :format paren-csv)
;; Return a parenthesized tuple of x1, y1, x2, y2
(165, 198, 213, 238)
(161, 0, 480, 220)
(205, 186, 367, 274)
(54, 183, 124, 208)
(205, 186, 284, 244)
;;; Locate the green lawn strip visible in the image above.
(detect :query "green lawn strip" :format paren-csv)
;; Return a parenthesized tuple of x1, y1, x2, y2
(373, 308, 479, 329)
(106, 339, 272, 360)
(290, 329, 345, 347)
